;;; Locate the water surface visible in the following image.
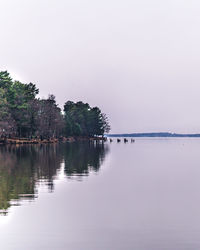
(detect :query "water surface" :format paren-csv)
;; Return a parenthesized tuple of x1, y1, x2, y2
(0, 139, 200, 249)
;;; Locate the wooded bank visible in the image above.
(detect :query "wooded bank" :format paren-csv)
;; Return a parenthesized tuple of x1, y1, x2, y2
(0, 71, 110, 139)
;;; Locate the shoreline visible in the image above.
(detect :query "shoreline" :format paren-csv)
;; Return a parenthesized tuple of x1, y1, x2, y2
(0, 136, 107, 145)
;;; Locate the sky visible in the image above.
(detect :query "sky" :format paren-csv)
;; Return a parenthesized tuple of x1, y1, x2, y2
(1, 0, 200, 133)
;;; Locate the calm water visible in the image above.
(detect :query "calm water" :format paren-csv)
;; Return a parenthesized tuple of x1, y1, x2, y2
(1, 139, 200, 249)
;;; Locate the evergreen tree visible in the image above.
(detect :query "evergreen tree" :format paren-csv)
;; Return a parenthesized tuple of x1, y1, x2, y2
(64, 101, 110, 137)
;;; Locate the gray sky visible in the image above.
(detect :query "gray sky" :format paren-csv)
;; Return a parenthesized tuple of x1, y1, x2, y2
(1, 0, 200, 133)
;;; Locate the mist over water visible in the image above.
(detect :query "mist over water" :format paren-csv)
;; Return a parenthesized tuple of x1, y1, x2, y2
(0, 139, 200, 249)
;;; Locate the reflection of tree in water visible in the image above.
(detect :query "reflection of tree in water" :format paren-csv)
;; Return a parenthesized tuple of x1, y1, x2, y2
(64, 142, 109, 178)
(0, 142, 109, 214)
(0, 144, 63, 214)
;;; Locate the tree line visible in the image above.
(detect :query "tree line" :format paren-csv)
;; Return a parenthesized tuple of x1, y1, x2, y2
(0, 71, 110, 138)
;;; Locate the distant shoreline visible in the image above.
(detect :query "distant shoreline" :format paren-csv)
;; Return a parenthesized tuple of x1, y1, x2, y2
(106, 132, 200, 138)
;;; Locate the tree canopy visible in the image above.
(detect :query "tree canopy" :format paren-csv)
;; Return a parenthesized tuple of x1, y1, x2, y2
(0, 71, 110, 138)
(64, 101, 110, 137)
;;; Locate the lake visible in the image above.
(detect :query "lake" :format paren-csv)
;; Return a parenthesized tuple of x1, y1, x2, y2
(0, 139, 200, 249)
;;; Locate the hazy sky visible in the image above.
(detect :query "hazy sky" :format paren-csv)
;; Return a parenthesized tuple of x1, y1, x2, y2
(1, 0, 200, 133)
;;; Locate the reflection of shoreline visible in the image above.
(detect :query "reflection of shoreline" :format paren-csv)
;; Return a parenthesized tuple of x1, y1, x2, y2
(0, 142, 109, 215)
(64, 141, 109, 179)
